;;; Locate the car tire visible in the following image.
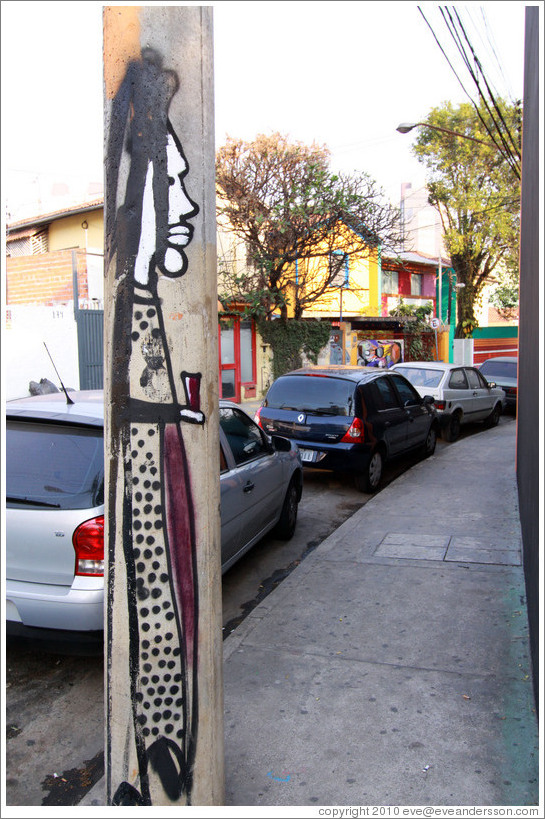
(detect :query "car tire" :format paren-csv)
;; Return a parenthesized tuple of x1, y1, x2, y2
(274, 478, 299, 540)
(444, 412, 461, 443)
(423, 424, 437, 457)
(484, 402, 502, 428)
(355, 449, 383, 493)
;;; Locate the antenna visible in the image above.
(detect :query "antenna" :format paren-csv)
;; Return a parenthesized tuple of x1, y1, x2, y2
(43, 343, 75, 405)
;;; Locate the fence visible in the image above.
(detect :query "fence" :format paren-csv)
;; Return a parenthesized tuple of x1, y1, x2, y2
(472, 326, 518, 364)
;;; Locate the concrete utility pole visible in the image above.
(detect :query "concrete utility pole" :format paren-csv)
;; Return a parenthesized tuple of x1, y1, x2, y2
(103, 6, 223, 806)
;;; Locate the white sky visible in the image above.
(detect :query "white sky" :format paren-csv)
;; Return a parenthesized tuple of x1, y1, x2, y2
(1, 0, 530, 220)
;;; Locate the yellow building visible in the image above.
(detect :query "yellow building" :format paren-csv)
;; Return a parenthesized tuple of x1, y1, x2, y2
(282, 221, 381, 320)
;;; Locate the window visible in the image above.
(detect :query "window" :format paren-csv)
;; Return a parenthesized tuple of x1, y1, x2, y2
(390, 375, 420, 405)
(410, 273, 422, 296)
(6, 229, 49, 257)
(240, 320, 254, 383)
(466, 368, 489, 389)
(373, 377, 400, 410)
(329, 251, 348, 287)
(6, 421, 104, 510)
(465, 368, 483, 389)
(448, 369, 469, 389)
(393, 366, 444, 388)
(382, 270, 399, 294)
(265, 375, 355, 416)
(220, 443, 228, 472)
(219, 407, 269, 465)
(480, 360, 517, 379)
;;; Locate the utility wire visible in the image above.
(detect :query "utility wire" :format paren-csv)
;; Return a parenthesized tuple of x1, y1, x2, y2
(450, 8, 521, 168)
(418, 5, 521, 180)
(441, 7, 520, 176)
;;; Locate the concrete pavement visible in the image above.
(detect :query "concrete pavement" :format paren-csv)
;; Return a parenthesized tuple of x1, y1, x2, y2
(82, 416, 539, 808)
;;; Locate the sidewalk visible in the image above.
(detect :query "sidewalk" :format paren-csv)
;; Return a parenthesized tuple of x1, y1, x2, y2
(84, 418, 539, 807)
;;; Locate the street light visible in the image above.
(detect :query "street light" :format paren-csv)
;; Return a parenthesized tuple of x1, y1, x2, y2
(396, 121, 496, 149)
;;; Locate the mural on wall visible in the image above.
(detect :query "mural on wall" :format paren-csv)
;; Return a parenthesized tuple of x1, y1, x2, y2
(357, 339, 403, 368)
(105, 48, 203, 806)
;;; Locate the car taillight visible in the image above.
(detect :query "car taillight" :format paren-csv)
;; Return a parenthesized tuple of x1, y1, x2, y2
(340, 417, 364, 442)
(254, 407, 263, 428)
(73, 515, 104, 576)
(434, 400, 446, 410)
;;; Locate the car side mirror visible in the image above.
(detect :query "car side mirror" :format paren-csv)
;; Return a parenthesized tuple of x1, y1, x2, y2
(487, 381, 497, 389)
(271, 434, 292, 453)
(422, 395, 435, 405)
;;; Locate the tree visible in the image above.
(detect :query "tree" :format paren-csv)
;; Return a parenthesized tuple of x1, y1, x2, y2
(489, 261, 520, 321)
(216, 133, 402, 319)
(389, 298, 436, 360)
(412, 101, 520, 337)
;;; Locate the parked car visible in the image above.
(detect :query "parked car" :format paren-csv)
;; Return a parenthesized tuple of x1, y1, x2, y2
(5, 391, 302, 652)
(219, 401, 302, 571)
(478, 356, 518, 411)
(391, 362, 505, 442)
(255, 365, 439, 494)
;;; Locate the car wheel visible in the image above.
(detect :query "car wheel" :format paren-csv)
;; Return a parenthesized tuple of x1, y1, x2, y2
(444, 412, 461, 442)
(355, 449, 383, 493)
(274, 478, 299, 540)
(423, 425, 437, 457)
(484, 402, 501, 428)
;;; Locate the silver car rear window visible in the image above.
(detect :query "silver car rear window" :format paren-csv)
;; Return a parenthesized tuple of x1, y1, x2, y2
(265, 375, 356, 416)
(394, 367, 444, 388)
(6, 420, 104, 510)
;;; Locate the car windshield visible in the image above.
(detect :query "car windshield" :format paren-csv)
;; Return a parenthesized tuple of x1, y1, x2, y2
(480, 360, 517, 379)
(265, 375, 356, 416)
(393, 367, 444, 388)
(6, 420, 104, 510)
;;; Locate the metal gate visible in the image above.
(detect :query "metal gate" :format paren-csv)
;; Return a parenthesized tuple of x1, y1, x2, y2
(72, 251, 104, 390)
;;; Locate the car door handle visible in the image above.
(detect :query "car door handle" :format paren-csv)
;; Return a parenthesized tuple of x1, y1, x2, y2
(243, 481, 255, 493)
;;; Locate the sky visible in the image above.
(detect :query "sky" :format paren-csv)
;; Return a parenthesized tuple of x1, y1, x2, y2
(1, 0, 530, 221)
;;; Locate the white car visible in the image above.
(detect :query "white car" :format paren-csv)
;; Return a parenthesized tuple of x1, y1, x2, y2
(5, 391, 302, 653)
(391, 362, 505, 442)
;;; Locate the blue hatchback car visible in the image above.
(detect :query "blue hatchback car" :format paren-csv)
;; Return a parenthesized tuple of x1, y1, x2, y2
(255, 366, 439, 493)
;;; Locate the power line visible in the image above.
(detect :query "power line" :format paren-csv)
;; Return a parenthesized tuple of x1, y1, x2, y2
(417, 5, 521, 180)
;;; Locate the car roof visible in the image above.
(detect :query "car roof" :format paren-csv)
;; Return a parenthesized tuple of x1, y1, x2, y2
(278, 365, 398, 383)
(480, 356, 518, 363)
(392, 362, 462, 371)
(7, 392, 245, 426)
(6, 389, 104, 426)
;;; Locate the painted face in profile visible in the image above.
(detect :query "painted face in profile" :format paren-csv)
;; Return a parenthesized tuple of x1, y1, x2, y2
(134, 124, 199, 286)
(162, 129, 199, 275)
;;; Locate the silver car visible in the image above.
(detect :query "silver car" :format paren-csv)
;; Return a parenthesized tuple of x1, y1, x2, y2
(391, 362, 505, 442)
(5, 391, 302, 652)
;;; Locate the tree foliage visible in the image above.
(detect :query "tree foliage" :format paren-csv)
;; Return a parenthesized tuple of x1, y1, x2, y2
(489, 261, 520, 320)
(389, 299, 436, 360)
(412, 101, 520, 337)
(216, 133, 402, 319)
(257, 318, 331, 379)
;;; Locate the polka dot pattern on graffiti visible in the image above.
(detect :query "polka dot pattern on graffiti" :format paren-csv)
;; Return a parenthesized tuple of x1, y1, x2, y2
(130, 422, 187, 743)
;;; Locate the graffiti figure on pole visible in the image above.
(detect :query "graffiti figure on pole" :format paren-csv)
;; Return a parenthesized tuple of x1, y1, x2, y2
(106, 48, 202, 806)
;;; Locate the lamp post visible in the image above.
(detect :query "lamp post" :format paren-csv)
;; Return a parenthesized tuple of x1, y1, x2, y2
(396, 121, 497, 149)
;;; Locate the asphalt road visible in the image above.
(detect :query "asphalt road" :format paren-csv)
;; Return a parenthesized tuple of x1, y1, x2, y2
(5, 416, 514, 807)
